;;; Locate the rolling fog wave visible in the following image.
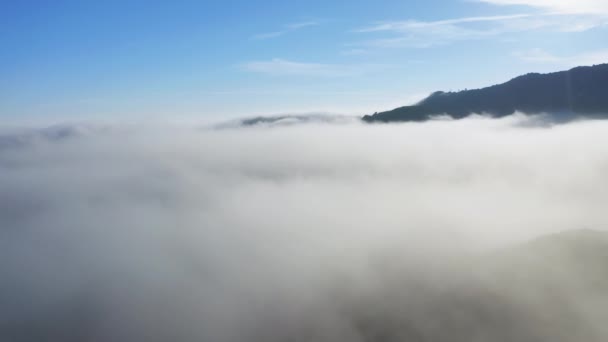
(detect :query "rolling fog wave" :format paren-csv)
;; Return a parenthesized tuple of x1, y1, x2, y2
(1, 114, 608, 341)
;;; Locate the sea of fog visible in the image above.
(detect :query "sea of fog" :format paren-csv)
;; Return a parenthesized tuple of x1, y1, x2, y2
(1, 114, 608, 341)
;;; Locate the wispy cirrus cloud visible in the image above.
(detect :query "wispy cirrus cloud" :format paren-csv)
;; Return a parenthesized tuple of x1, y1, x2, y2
(475, 0, 608, 33)
(353, 6, 608, 49)
(354, 14, 529, 48)
(477, 0, 608, 15)
(285, 21, 319, 30)
(240, 58, 386, 77)
(357, 14, 532, 33)
(513, 48, 608, 66)
(252, 21, 319, 40)
(340, 48, 372, 56)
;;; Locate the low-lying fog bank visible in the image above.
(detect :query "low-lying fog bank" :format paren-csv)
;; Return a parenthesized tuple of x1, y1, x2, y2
(1, 114, 608, 341)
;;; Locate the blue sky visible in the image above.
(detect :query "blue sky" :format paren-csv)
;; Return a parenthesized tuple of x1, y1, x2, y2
(1, 0, 608, 120)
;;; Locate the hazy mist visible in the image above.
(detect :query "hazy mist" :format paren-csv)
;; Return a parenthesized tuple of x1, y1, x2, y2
(1, 114, 608, 341)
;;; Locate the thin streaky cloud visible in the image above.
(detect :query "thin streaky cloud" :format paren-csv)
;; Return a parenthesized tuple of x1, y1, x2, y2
(286, 21, 319, 30)
(513, 48, 608, 67)
(357, 14, 532, 32)
(252, 21, 319, 40)
(252, 31, 286, 40)
(240, 58, 388, 77)
(341, 48, 371, 56)
(477, 0, 608, 15)
(354, 11, 608, 49)
(199, 89, 392, 96)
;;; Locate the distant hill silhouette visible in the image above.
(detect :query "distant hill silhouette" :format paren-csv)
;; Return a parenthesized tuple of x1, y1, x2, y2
(213, 114, 353, 129)
(363, 64, 608, 123)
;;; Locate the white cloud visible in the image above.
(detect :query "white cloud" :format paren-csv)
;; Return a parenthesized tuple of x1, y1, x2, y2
(514, 48, 608, 66)
(354, 7, 608, 48)
(286, 21, 319, 30)
(513, 48, 562, 62)
(252, 31, 285, 40)
(478, 0, 608, 15)
(340, 48, 371, 56)
(357, 14, 532, 32)
(2, 117, 608, 340)
(241, 58, 383, 77)
(355, 14, 524, 48)
(252, 21, 319, 40)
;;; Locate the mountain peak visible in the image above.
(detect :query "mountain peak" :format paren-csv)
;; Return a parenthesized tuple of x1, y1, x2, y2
(363, 63, 608, 123)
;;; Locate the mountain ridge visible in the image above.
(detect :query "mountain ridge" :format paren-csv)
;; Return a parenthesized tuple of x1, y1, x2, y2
(363, 64, 608, 123)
